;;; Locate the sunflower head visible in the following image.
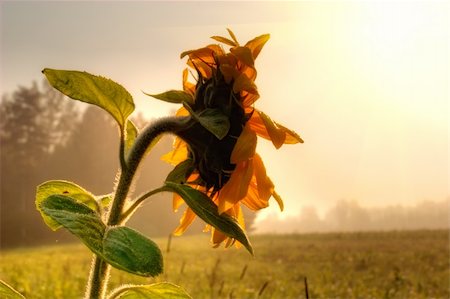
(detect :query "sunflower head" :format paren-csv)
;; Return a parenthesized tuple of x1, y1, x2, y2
(156, 29, 303, 248)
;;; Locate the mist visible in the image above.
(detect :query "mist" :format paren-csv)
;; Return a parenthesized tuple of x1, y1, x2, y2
(255, 199, 449, 234)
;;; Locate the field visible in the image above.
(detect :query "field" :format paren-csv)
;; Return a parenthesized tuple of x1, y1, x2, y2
(1, 230, 448, 299)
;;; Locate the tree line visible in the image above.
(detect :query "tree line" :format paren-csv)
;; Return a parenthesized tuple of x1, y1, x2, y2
(0, 80, 256, 248)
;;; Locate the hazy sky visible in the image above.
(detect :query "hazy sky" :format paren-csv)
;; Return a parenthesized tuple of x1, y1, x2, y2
(1, 1, 448, 222)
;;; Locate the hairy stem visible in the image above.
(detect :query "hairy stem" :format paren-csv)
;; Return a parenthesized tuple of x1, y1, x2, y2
(85, 116, 189, 299)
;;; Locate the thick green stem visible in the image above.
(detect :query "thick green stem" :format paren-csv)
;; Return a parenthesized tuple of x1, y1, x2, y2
(84, 116, 189, 299)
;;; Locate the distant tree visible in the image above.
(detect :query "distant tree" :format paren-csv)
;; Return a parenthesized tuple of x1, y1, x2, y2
(0, 80, 79, 248)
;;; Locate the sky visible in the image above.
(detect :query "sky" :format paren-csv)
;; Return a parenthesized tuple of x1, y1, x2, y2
(1, 1, 448, 224)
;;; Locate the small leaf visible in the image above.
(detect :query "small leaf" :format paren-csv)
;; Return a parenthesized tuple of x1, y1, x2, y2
(0, 280, 25, 299)
(36, 180, 99, 230)
(39, 195, 105, 254)
(103, 226, 163, 277)
(183, 105, 230, 140)
(108, 282, 192, 299)
(97, 193, 113, 210)
(125, 120, 139, 158)
(165, 159, 195, 184)
(42, 69, 134, 129)
(162, 182, 253, 254)
(144, 90, 193, 105)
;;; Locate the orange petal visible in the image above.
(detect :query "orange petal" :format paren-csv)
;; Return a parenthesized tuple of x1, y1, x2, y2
(230, 124, 257, 163)
(242, 92, 259, 107)
(211, 227, 228, 246)
(211, 35, 237, 47)
(173, 207, 196, 236)
(230, 46, 254, 67)
(272, 190, 284, 212)
(241, 179, 269, 211)
(244, 34, 270, 59)
(217, 160, 254, 214)
(182, 68, 195, 96)
(227, 28, 239, 46)
(173, 193, 185, 212)
(161, 137, 188, 165)
(253, 153, 275, 201)
(233, 73, 258, 94)
(248, 110, 303, 148)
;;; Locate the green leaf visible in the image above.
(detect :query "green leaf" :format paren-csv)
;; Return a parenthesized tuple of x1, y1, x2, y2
(42, 68, 134, 129)
(165, 159, 195, 184)
(97, 193, 113, 210)
(162, 182, 253, 254)
(183, 105, 230, 140)
(36, 180, 99, 230)
(108, 283, 192, 299)
(0, 280, 25, 299)
(39, 195, 105, 255)
(103, 226, 163, 277)
(144, 90, 193, 105)
(125, 119, 139, 158)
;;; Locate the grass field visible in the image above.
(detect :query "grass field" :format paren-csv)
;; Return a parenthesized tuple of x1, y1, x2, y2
(1, 230, 448, 299)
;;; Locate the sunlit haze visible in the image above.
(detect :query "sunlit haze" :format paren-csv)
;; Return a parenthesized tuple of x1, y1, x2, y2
(1, 1, 448, 231)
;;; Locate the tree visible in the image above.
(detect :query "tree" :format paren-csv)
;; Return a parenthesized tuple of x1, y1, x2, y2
(0, 80, 79, 248)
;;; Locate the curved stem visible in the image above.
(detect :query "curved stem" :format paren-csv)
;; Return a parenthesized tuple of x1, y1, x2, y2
(85, 116, 189, 299)
(120, 187, 166, 224)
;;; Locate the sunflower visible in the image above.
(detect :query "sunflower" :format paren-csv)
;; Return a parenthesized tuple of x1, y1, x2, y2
(161, 29, 303, 248)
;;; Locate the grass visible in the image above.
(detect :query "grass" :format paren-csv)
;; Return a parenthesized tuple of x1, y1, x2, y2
(0, 230, 449, 298)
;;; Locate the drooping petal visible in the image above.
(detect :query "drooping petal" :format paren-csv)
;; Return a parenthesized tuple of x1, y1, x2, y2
(211, 227, 228, 246)
(241, 179, 269, 211)
(173, 207, 196, 236)
(230, 124, 257, 163)
(173, 193, 185, 212)
(253, 153, 275, 201)
(248, 110, 303, 149)
(244, 34, 270, 59)
(161, 137, 188, 165)
(217, 160, 254, 214)
(272, 190, 284, 211)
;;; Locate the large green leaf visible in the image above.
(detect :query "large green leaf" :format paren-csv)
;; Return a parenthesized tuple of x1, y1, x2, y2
(39, 195, 163, 277)
(144, 90, 193, 105)
(162, 182, 253, 254)
(103, 226, 163, 277)
(39, 195, 105, 254)
(108, 283, 192, 299)
(183, 105, 230, 140)
(36, 180, 99, 230)
(0, 280, 25, 299)
(42, 69, 134, 128)
(165, 159, 195, 184)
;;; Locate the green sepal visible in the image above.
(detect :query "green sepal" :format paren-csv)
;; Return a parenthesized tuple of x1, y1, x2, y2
(0, 280, 25, 299)
(165, 159, 195, 184)
(162, 182, 253, 255)
(36, 180, 100, 230)
(183, 105, 230, 140)
(144, 90, 194, 105)
(42, 68, 135, 129)
(103, 226, 163, 277)
(107, 282, 192, 299)
(39, 195, 105, 254)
